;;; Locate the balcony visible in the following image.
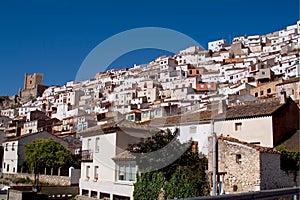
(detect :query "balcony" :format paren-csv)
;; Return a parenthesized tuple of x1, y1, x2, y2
(80, 150, 93, 162)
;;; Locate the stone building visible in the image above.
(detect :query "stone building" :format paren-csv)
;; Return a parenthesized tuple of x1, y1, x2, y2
(19, 73, 48, 103)
(250, 80, 282, 98)
(24, 73, 43, 90)
(208, 136, 299, 194)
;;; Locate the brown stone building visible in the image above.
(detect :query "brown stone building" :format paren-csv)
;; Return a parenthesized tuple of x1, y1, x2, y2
(208, 136, 299, 194)
(19, 73, 48, 103)
(250, 80, 282, 98)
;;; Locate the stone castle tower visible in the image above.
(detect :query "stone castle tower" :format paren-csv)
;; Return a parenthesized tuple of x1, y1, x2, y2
(24, 73, 43, 90)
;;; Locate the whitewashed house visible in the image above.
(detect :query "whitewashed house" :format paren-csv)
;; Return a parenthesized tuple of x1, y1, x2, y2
(78, 120, 155, 200)
(208, 39, 229, 52)
(150, 96, 299, 155)
(2, 131, 70, 174)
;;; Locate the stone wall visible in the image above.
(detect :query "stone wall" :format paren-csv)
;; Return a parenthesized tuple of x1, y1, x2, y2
(218, 140, 261, 193)
(3, 173, 71, 186)
(260, 153, 299, 190)
(208, 138, 299, 194)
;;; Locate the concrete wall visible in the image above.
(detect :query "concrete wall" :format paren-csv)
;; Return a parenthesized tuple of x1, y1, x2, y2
(160, 122, 212, 156)
(260, 153, 299, 190)
(272, 99, 300, 146)
(215, 117, 274, 147)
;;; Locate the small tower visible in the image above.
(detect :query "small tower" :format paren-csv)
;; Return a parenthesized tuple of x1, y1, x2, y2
(24, 73, 43, 90)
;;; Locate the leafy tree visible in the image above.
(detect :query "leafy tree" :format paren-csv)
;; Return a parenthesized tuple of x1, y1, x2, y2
(25, 138, 73, 171)
(277, 145, 300, 171)
(133, 172, 164, 200)
(164, 167, 199, 199)
(128, 128, 209, 199)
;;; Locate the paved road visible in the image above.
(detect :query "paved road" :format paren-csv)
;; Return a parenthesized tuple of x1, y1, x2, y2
(0, 194, 6, 200)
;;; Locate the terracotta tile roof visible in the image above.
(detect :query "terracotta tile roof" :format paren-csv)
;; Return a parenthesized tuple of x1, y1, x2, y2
(150, 110, 213, 126)
(276, 77, 300, 86)
(79, 119, 158, 136)
(219, 135, 279, 154)
(220, 99, 284, 120)
(149, 98, 286, 125)
(112, 150, 136, 161)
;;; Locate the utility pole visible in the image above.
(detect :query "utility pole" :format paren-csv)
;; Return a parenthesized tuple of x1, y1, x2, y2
(211, 119, 218, 196)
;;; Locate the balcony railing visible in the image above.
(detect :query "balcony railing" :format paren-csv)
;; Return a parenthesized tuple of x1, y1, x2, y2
(80, 150, 93, 162)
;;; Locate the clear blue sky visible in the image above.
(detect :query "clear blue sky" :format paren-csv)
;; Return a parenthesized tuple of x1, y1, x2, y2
(0, 0, 299, 96)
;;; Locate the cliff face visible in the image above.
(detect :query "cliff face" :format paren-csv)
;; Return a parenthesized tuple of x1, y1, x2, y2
(0, 95, 20, 110)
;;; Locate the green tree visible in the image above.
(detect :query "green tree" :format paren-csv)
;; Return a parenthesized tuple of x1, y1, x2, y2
(25, 138, 73, 171)
(276, 145, 300, 171)
(164, 167, 199, 199)
(128, 129, 209, 199)
(133, 172, 165, 200)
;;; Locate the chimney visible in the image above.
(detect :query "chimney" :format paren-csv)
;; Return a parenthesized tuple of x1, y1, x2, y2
(280, 89, 287, 104)
(218, 99, 227, 114)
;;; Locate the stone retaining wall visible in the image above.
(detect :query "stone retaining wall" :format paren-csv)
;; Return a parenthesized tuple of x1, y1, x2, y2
(2, 173, 71, 186)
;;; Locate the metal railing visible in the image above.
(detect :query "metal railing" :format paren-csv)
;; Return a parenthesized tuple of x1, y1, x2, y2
(176, 187, 300, 200)
(80, 150, 93, 162)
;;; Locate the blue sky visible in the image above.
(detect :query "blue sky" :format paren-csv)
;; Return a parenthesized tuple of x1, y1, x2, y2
(0, 0, 299, 95)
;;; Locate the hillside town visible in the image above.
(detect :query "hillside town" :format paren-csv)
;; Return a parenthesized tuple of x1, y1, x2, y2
(0, 21, 299, 200)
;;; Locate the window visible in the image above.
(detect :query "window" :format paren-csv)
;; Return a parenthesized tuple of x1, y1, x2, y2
(12, 143, 15, 151)
(127, 115, 134, 121)
(236, 154, 242, 164)
(87, 139, 91, 150)
(117, 161, 137, 182)
(262, 71, 266, 75)
(86, 166, 90, 179)
(267, 88, 271, 93)
(255, 92, 258, 97)
(190, 126, 197, 134)
(234, 122, 242, 131)
(260, 91, 264, 95)
(95, 138, 100, 153)
(94, 166, 99, 181)
(233, 185, 238, 192)
(100, 193, 110, 199)
(5, 143, 8, 151)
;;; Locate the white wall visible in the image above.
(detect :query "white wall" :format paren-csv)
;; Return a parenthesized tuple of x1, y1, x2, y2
(158, 122, 212, 156)
(2, 141, 18, 174)
(80, 132, 134, 199)
(214, 117, 274, 147)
